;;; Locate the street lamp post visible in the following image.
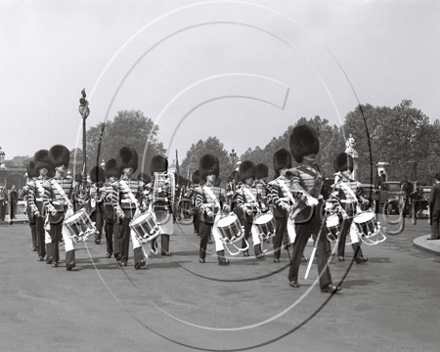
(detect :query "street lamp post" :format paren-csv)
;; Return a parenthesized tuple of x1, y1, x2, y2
(230, 149, 237, 169)
(78, 89, 90, 186)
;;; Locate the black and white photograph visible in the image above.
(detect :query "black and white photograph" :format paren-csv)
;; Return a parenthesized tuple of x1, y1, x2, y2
(0, 1, 439, 351)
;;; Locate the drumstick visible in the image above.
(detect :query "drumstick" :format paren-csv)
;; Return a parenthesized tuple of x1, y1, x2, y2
(304, 246, 316, 279)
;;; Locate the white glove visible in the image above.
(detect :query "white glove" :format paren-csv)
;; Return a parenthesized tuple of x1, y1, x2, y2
(307, 196, 319, 207)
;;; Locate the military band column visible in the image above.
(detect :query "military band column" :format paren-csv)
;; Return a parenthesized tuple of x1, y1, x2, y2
(20, 123, 401, 295)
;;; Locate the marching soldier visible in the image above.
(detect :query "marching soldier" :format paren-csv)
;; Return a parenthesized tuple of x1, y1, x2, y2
(147, 155, 174, 256)
(235, 160, 265, 258)
(103, 159, 121, 259)
(43, 145, 78, 270)
(329, 152, 369, 263)
(28, 150, 53, 262)
(195, 154, 230, 265)
(112, 147, 146, 268)
(286, 125, 340, 293)
(89, 166, 106, 245)
(267, 149, 294, 263)
(23, 161, 38, 252)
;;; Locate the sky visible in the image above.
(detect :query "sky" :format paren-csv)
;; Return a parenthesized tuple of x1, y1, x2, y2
(0, 0, 439, 163)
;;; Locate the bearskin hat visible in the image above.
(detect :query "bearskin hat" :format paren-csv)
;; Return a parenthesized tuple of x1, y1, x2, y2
(334, 152, 354, 173)
(239, 160, 256, 182)
(137, 172, 151, 184)
(273, 148, 292, 173)
(290, 124, 320, 163)
(89, 166, 106, 184)
(192, 170, 200, 184)
(26, 160, 38, 179)
(117, 147, 138, 173)
(34, 149, 52, 174)
(105, 159, 121, 179)
(150, 155, 168, 174)
(199, 154, 219, 181)
(48, 145, 70, 169)
(255, 163, 269, 180)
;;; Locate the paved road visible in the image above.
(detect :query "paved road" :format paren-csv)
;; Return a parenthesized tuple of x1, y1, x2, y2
(1, 217, 438, 352)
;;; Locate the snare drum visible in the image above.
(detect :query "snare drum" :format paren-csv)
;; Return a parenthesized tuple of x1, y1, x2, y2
(326, 214, 340, 242)
(64, 209, 94, 238)
(253, 213, 275, 240)
(129, 211, 159, 242)
(216, 214, 243, 244)
(353, 211, 386, 245)
(353, 212, 377, 238)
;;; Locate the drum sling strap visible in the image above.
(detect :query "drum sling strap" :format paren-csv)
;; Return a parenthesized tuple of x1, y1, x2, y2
(336, 176, 360, 215)
(120, 180, 139, 210)
(242, 187, 259, 210)
(52, 179, 73, 210)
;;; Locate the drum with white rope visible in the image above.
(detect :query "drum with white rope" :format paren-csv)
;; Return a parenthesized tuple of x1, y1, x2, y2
(216, 213, 248, 256)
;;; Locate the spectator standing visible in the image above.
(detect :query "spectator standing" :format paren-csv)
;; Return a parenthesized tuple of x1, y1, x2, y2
(428, 173, 440, 240)
(0, 183, 6, 221)
(9, 185, 18, 221)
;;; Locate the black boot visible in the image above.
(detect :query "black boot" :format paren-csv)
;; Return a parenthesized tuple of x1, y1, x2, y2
(217, 250, 230, 266)
(352, 243, 368, 263)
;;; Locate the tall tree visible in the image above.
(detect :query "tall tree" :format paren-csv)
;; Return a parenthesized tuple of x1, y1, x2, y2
(180, 137, 232, 185)
(86, 110, 166, 174)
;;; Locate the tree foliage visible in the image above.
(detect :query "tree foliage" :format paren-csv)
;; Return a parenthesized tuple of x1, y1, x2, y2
(180, 137, 232, 185)
(86, 110, 166, 174)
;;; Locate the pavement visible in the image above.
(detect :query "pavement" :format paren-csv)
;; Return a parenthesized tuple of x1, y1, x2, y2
(413, 232, 440, 256)
(1, 213, 439, 352)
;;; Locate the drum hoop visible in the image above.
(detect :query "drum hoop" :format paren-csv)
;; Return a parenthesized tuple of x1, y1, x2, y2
(65, 209, 87, 224)
(254, 213, 274, 224)
(130, 212, 153, 226)
(354, 211, 375, 224)
(217, 214, 238, 227)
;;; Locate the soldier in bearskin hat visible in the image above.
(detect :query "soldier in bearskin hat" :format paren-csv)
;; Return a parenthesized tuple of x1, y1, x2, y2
(103, 159, 121, 259)
(327, 152, 369, 263)
(267, 148, 294, 263)
(28, 149, 53, 262)
(23, 160, 39, 253)
(42, 145, 78, 270)
(195, 154, 230, 265)
(89, 166, 106, 245)
(235, 160, 266, 258)
(286, 124, 340, 293)
(112, 147, 147, 269)
(145, 154, 174, 256)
